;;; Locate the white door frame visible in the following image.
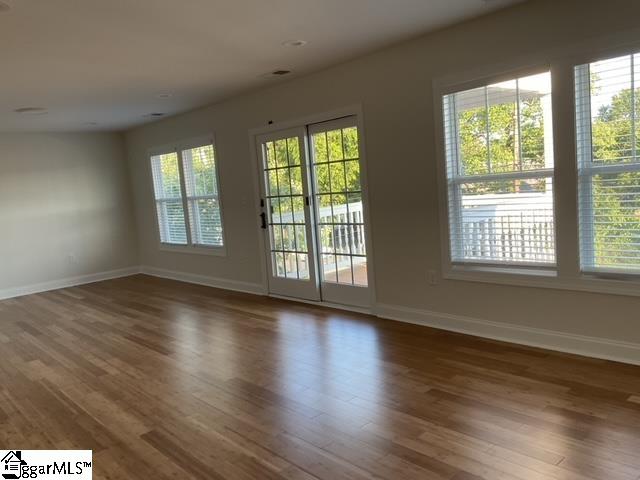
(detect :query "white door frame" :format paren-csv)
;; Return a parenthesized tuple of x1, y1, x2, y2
(248, 104, 377, 309)
(254, 126, 321, 301)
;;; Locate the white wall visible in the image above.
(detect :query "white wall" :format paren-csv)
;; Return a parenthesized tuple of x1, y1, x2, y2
(0, 133, 137, 294)
(125, 0, 640, 349)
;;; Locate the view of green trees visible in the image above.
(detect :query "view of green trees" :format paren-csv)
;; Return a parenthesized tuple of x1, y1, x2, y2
(590, 83, 640, 267)
(155, 153, 182, 198)
(265, 127, 361, 203)
(187, 145, 219, 197)
(456, 88, 547, 194)
(186, 145, 223, 245)
(265, 127, 362, 225)
(452, 70, 640, 269)
(264, 127, 364, 273)
(153, 153, 187, 243)
(313, 128, 362, 207)
(153, 145, 222, 245)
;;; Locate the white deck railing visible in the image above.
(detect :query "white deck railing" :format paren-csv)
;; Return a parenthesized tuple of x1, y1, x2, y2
(461, 216, 555, 262)
(459, 193, 555, 263)
(319, 201, 366, 252)
(279, 201, 366, 275)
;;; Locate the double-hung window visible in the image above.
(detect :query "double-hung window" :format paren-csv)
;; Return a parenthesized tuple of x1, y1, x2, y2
(575, 53, 640, 274)
(442, 71, 556, 268)
(150, 138, 225, 253)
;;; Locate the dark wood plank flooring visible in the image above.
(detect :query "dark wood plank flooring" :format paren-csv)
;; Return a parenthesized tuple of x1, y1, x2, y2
(1, 274, 639, 479)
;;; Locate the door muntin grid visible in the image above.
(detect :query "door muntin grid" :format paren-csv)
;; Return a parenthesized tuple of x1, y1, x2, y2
(262, 136, 311, 280)
(311, 125, 368, 286)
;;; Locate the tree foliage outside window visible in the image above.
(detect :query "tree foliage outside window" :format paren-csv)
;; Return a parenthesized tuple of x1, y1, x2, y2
(150, 142, 224, 248)
(457, 95, 547, 193)
(578, 55, 640, 271)
(152, 153, 187, 244)
(265, 129, 360, 200)
(184, 145, 223, 246)
(261, 124, 366, 285)
(443, 72, 555, 265)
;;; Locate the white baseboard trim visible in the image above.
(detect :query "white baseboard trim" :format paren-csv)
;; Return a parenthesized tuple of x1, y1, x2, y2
(4, 266, 638, 366)
(0, 266, 141, 301)
(376, 303, 640, 366)
(140, 266, 266, 296)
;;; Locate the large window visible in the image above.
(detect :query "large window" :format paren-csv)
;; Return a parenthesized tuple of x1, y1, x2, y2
(442, 72, 556, 267)
(576, 53, 640, 274)
(150, 140, 224, 251)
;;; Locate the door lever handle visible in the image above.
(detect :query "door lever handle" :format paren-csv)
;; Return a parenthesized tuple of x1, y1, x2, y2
(260, 212, 267, 229)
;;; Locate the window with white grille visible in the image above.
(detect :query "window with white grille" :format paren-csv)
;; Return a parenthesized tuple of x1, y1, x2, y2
(182, 145, 224, 246)
(575, 53, 640, 274)
(442, 72, 556, 267)
(151, 152, 188, 245)
(150, 140, 225, 250)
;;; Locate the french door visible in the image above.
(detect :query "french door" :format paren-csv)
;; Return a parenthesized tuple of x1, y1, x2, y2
(256, 126, 320, 301)
(256, 116, 371, 308)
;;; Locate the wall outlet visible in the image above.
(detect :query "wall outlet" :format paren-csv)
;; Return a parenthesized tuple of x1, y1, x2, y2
(428, 269, 438, 286)
(67, 253, 79, 265)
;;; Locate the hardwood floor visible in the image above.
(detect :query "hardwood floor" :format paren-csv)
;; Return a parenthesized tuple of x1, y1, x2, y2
(1, 275, 640, 479)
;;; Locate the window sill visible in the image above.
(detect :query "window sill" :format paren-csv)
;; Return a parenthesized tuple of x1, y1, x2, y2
(159, 243, 227, 257)
(444, 264, 640, 298)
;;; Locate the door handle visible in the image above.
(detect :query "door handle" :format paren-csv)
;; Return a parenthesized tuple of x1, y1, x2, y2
(260, 212, 267, 229)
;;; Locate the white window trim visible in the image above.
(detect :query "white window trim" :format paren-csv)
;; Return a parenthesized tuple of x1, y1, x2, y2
(566, 40, 640, 295)
(434, 60, 640, 298)
(575, 60, 640, 276)
(435, 65, 559, 272)
(158, 243, 227, 257)
(148, 134, 227, 256)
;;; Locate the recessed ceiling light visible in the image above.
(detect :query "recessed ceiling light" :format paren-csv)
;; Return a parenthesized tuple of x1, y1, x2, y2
(282, 40, 307, 48)
(0, 2, 10, 12)
(156, 93, 172, 99)
(14, 107, 48, 115)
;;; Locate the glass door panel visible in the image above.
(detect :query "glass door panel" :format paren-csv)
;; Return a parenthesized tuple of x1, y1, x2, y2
(257, 128, 320, 301)
(309, 117, 371, 307)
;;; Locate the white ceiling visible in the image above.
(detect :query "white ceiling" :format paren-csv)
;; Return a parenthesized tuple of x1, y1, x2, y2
(0, 0, 525, 132)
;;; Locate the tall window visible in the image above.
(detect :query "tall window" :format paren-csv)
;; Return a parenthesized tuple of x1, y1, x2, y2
(442, 72, 555, 267)
(575, 53, 640, 274)
(151, 152, 188, 244)
(150, 141, 224, 249)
